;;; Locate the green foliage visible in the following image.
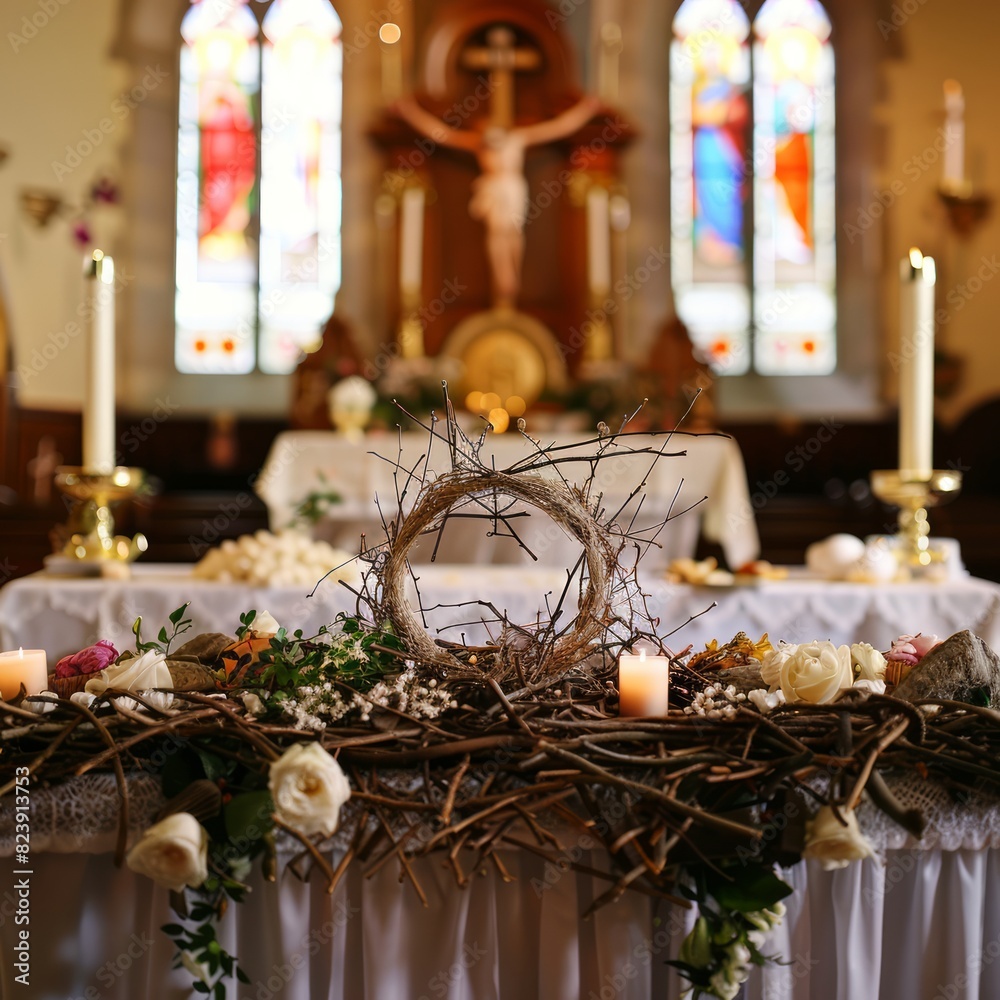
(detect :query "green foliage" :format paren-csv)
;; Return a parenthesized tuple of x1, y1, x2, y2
(132, 603, 193, 655)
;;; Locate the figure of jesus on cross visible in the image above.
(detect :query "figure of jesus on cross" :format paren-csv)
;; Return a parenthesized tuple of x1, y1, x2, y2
(396, 26, 601, 308)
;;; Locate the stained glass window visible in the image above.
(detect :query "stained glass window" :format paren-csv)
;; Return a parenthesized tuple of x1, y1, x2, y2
(670, 0, 835, 377)
(176, 0, 342, 375)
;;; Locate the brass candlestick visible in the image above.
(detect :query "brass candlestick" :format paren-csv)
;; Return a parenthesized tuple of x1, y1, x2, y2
(51, 466, 147, 572)
(870, 469, 962, 570)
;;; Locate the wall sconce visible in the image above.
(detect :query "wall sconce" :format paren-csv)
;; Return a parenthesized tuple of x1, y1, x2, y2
(20, 188, 64, 227)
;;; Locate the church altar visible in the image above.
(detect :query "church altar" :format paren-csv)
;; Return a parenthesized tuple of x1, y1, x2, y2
(3, 773, 1000, 1000)
(255, 430, 760, 570)
(2, 564, 999, 662)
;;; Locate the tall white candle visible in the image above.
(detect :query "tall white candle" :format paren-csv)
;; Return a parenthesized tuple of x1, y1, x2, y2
(587, 185, 612, 295)
(618, 648, 669, 717)
(379, 23, 403, 105)
(84, 251, 116, 474)
(898, 248, 935, 480)
(0, 648, 48, 702)
(399, 186, 425, 296)
(942, 80, 965, 192)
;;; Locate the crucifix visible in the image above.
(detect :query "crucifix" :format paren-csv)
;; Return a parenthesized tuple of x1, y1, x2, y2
(396, 25, 600, 306)
(460, 26, 541, 129)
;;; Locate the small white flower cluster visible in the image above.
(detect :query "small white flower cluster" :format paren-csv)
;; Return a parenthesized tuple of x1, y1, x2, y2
(683, 683, 746, 720)
(709, 904, 787, 999)
(283, 664, 456, 732)
(193, 529, 356, 587)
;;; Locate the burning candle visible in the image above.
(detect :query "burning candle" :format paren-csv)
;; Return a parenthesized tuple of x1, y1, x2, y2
(379, 22, 403, 104)
(0, 648, 49, 702)
(84, 250, 116, 474)
(898, 248, 936, 480)
(618, 648, 669, 717)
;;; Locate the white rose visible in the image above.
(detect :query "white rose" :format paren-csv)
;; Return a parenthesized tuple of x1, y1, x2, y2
(126, 812, 208, 892)
(23, 692, 58, 714)
(760, 644, 798, 690)
(268, 743, 351, 837)
(85, 649, 172, 696)
(803, 804, 875, 871)
(776, 641, 853, 704)
(242, 692, 266, 716)
(850, 642, 887, 682)
(748, 688, 786, 714)
(253, 610, 280, 636)
(852, 679, 887, 697)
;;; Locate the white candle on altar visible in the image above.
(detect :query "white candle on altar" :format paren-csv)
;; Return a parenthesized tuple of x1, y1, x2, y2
(399, 186, 425, 296)
(898, 248, 936, 480)
(0, 648, 48, 702)
(586, 185, 612, 296)
(618, 648, 669, 717)
(379, 22, 403, 104)
(942, 80, 965, 192)
(84, 251, 116, 474)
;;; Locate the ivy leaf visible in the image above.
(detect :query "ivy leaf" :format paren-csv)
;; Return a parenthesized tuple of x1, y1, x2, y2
(224, 790, 274, 845)
(707, 866, 793, 913)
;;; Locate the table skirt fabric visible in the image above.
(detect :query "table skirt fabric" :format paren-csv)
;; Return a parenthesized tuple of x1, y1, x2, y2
(4, 846, 999, 1000)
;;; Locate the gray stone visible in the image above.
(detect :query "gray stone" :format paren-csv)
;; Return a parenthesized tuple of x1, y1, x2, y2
(892, 630, 1000, 705)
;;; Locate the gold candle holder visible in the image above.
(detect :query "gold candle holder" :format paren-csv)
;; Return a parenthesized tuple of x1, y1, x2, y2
(50, 466, 148, 575)
(870, 469, 963, 570)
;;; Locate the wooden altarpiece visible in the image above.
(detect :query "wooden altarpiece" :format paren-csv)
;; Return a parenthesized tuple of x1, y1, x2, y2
(370, 0, 634, 408)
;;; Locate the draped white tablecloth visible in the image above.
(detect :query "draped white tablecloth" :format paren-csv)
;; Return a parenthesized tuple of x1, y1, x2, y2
(2, 772, 1000, 1000)
(2, 564, 999, 662)
(255, 429, 760, 570)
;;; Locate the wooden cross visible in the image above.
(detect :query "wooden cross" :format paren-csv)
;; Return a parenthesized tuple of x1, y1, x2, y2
(460, 26, 541, 129)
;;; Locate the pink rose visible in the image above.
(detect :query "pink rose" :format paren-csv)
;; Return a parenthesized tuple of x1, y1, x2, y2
(886, 633, 941, 667)
(55, 640, 119, 678)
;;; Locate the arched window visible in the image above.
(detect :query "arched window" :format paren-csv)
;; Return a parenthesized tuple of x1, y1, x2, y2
(175, 0, 342, 375)
(670, 0, 834, 376)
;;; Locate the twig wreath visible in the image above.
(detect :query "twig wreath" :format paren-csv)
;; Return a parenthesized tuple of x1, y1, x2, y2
(3, 386, 997, 999)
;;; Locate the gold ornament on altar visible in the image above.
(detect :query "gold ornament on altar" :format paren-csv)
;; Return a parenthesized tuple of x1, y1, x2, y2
(870, 469, 963, 572)
(49, 467, 148, 575)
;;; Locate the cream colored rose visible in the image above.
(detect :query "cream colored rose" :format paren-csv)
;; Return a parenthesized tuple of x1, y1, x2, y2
(803, 804, 875, 871)
(773, 641, 853, 704)
(126, 812, 208, 892)
(268, 743, 351, 837)
(760, 643, 798, 690)
(851, 642, 887, 682)
(85, 649, 172, 696)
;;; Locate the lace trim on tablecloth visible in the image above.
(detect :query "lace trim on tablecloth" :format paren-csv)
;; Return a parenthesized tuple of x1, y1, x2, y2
(3, 769, 1000, 857)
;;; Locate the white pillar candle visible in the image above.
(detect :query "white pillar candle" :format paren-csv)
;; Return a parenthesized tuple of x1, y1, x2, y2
(84, 251, 116, 474)
(898, 248, 936, 480)
(379, 23, 403, 105)
(0, 648, 48, 702)
(942, 80, 965, 191)
(587, 185, 612, 296)
(399, 186, 425, 297)
(618, 648, 669, 717)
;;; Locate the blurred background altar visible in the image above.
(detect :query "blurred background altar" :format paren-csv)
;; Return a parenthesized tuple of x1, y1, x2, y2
(0, 0, 998, 582)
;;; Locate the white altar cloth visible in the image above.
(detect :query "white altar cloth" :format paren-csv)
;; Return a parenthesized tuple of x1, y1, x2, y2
(1, 787, 999, 1000)
(2, 565, 999, 662)
(255, 429, 760, 570)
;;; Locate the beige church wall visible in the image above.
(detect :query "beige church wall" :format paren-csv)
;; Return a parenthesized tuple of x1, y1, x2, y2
(879, 0, 1000, 426)
(0, 0, 128, 413)
(1, 0, 996, 424)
